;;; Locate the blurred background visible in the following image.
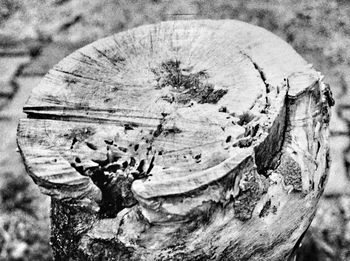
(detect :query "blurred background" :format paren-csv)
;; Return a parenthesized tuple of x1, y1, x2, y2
(0, 0, 349, 260)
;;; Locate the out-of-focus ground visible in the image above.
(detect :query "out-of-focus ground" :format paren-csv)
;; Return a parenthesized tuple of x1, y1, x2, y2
(0, 0, 349, 260)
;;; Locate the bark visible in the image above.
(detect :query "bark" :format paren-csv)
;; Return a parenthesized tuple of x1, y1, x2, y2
(17, 20, 333, 260)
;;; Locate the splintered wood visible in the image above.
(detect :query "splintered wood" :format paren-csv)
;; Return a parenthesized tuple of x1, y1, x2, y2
(17, 20, 333, 260)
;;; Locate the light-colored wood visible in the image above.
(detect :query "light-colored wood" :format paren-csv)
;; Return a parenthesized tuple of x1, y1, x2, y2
(17, 20, 333, 260)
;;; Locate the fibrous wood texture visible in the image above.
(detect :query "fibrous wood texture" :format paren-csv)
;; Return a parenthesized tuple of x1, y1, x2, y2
(17, 20, 333, 260)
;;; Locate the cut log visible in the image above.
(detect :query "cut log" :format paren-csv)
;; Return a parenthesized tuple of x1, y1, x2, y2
(17, 20, 333, 260)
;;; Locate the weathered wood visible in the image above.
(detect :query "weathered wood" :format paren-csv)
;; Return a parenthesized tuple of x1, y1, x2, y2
(17, 20, 333, 260)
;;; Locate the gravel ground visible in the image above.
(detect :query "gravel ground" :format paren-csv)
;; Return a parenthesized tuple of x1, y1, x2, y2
(0, 0, 350, 260)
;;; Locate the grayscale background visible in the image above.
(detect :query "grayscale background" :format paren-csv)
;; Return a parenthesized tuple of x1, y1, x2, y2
(0, 1, 349, 260)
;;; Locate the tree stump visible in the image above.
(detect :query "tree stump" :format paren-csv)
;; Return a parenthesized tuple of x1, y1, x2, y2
(17, 20, 333, 260)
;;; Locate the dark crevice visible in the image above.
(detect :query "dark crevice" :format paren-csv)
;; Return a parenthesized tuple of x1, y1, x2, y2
(219, 106, 228, 113)
(134, 144, 139, 151)
(129, 157, 136, 167)
(24, 105, 161, 117)
(194, 153, 201, 162)
(25, 111, 157, 126)
(255, 107, 288, 176)
(254, 78, 290, 176)
(153, 123, 164, 137)
(71, 131, 160, 218)
(73, 156, 151, 218)
(70, 137, 78, 149)
(241, 52, 271, 110)
(124, 123, 134, 131)
(251, 61, 269, 93)
(104, 139, 113, 145)
(136, 159, 146, 174)
(259, 199, 271, 218)
(237, 137, 253, 148)
(246, 124, 260, 137)
(163, 126, 182, 136)
(86, 142, 97, 150)
(67, 107, 176, 218)
(237, 111, 255, 126)
(118, 146, 127, 153)
(146, 156, 155, 174)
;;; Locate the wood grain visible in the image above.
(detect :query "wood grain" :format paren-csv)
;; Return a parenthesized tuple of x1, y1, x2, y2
(17, 20, 332, 260)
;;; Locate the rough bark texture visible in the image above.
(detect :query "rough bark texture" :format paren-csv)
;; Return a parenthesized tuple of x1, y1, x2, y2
(17, 20, 332, 260)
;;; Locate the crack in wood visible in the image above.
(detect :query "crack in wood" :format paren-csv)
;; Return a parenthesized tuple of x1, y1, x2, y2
(16, 20, 333, 260)
(240, 51, 271, 111)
